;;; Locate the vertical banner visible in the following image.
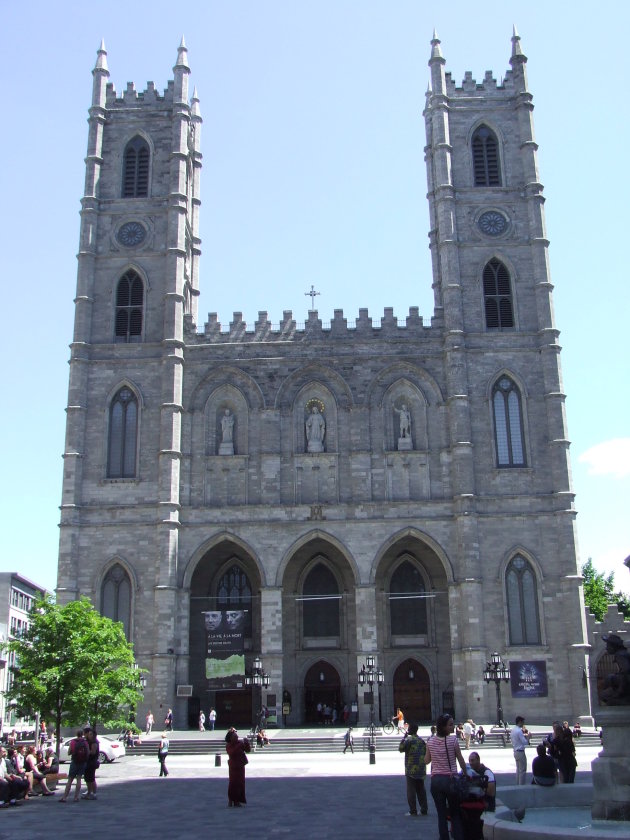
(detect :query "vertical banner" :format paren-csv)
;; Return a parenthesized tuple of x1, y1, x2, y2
(203, 610, 247, 688)
(510, 661, 548, 698)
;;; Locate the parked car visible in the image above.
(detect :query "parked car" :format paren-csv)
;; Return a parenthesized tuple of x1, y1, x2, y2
(58, 734, 126, 764)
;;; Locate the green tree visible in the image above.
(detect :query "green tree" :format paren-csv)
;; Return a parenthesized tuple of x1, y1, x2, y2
(582, 558, 630, 620)
(3, 597, 143, 752)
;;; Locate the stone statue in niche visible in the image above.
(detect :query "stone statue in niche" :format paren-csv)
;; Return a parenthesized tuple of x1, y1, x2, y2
(219, 409, 235, 455)
(599, 633, 630, 705)
(305, 405, 325, 452)
(394, 403, 412, 451)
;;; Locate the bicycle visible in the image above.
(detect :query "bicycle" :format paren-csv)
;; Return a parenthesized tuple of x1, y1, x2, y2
(382, 718, 406, 735)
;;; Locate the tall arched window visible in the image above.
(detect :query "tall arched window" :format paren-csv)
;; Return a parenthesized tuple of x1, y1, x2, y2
(217, 564, 252, 636)
(483, 259, 514, 329)
(115, 270, 144, 342)
(122, 136, 150, 197)
(390, 560, 427, 636)
(506, 555, 541, 645)
(107, 387, 138, 478)
(303, 563, 340, 638)
(472, 125, 501, 186)
(492, 376, 525, 467)
(101, 563, 132, 639)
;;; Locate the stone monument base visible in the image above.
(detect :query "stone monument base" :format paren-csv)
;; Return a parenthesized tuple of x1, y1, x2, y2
(591, 707, 630, 821)
(397, 437, 412, 451)
(219, 442, 234, 455)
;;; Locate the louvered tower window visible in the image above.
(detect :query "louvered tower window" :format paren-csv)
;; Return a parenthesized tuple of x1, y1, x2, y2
(101, 563, 132, 639)
(122, 136, 150, 197)
(107, 387, 138, 478)
(303, 563, 340, 638)
(506, 555, 541, 645)
(115, 270, 144, 342)
(492, 376, 526, 467)
(483, 258, 514, 329)
(472, 125, 501, 186)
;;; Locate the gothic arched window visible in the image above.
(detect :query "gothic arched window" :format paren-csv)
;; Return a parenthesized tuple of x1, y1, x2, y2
(115, 270, 144, 342)
(472, 125, 501, 186)
(217, 564, 252, 636)
(492, 376, 526, 467)
(303, 563, 340, 638)
(390, 560, 427, 636)
(101, 563, 132, 639)
(107, 387, 138, 478)
(483, 259, 514, 329)
(122, 136, 150, 197)
(506, 555, 541, 645)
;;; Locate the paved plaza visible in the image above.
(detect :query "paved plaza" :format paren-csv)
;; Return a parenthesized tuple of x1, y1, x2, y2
(0, 734, 601, 840)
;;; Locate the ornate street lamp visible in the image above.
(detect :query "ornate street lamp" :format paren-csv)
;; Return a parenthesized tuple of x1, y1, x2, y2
(357, 654, 384, 764)
(483, 651, 510, 727)
(245, 655, 271, 731)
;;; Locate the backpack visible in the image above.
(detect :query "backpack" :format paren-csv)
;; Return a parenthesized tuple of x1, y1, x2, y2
(72, 737, 89, 763)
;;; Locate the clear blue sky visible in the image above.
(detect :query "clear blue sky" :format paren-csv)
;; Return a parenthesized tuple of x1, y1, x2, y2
(1, 1, 628, 595)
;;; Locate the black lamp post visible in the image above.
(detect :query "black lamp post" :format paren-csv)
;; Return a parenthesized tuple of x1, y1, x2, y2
(357, 654, 384, 765)
(245, 655, 270, 732)
(483, 651, 510, 727)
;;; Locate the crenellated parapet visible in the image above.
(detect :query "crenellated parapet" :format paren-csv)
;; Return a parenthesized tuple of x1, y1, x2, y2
(105, 78, 176, 107)
(190, 306, 433, 343)
(444, 67, 515, 97)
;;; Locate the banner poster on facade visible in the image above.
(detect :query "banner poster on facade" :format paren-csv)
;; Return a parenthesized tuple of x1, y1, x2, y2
(203, 610, 247, 689)
(510, 660, 548, 698)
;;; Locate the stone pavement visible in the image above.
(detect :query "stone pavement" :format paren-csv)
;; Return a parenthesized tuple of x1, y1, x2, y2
(0, 738, 601, 840)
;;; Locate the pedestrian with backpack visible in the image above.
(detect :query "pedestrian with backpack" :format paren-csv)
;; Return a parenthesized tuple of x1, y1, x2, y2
(343, 726, 354, 754)
(158, 732, 169, 777)
(60, 729, 89, 802)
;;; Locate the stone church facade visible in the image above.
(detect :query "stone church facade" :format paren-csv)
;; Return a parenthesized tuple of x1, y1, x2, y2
(57, 32, 592, 728)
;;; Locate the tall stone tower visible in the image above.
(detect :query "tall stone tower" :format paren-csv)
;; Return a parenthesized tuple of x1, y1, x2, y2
(57, 33, 591, 729)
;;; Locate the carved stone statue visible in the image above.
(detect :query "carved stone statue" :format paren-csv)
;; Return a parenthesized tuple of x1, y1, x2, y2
(219, 409, 235, 455)
(599, 633, 630, 705)
(305, 405, 325, 453)
(394, 403, 412, 451)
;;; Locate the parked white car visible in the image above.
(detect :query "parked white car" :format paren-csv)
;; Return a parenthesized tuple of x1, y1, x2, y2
(58, 735, 126, 764)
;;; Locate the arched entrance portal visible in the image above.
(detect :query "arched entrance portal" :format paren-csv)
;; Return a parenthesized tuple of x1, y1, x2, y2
(304, 660, 341, 724)
(393, 658, 431, 723)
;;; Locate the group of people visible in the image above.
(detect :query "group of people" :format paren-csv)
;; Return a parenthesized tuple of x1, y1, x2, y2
(59, 727, 100, 802)
(455, 720, 486, 748)
(198, 708, 217, 732)
(399, 714, 495, 840)
(0, 743, 60, 805)
(511, 716, 578, 786)
(145, 708, 174, 735)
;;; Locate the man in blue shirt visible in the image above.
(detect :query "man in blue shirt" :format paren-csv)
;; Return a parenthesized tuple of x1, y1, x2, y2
(510, 716, 530, 785)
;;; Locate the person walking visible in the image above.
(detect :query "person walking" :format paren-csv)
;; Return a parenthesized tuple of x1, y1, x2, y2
(225, 728, 251, 807)
(145, 711, 154, 735)
(157, 731, 169, 777)
(199, 711, 206, 732)
(425, 714, 467, 840)
(343, 726, 354, 754)
(398, 721, 428, 816)
(510, 716, 530, 785)
(164, 709, 173, 731)
(82, 728, 100, 800)
(60, 729, 89, 802)
(209, 708, 217, 731)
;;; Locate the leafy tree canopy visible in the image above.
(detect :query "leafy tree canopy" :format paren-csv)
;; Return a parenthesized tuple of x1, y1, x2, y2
(582, 558, 630, 621)
(3, 597, 143, 751)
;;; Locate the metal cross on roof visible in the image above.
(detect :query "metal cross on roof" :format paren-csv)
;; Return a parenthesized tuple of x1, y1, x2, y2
(305, 285, 320, 311)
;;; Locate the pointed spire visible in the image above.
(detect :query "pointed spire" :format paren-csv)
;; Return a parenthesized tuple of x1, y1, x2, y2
(430, 29, 443, 61)
(511, 24, 523, 57)
(94, 39, 109, 73)
(191, 86, 201, 118)
(176, 35, 189, 68)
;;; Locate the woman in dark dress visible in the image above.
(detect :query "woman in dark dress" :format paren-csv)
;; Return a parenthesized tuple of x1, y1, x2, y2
(225, 729, 251, 807)
(549, 722, 576, 783)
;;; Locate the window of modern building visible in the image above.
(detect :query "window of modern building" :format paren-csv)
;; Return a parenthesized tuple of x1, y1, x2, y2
(492, 376, 526, 467)
(101, 564, 132, 639)
(115, 270, 144, 342)
(472, 125, 501, 186)
(122, 136, 150, 197)
(483, 258, 514, 329)
(506, 555, 541, 645)
(107, 387, 138, 478)
(303, 563, 340, 638)
(389, 560, 427, 636)
(217, 564, 252, 637)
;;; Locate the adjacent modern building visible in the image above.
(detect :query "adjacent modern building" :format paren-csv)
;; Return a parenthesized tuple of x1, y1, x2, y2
(0, 573, 48, 733)
(56, 32, 593, 728)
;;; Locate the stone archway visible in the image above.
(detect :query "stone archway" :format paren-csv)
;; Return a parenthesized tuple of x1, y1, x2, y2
(304, 660, 341, 724)
(393, 658, 431, 723)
